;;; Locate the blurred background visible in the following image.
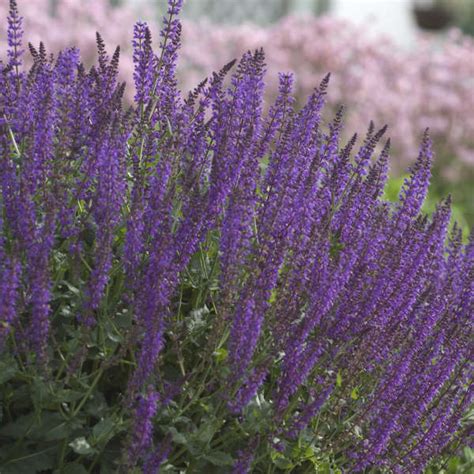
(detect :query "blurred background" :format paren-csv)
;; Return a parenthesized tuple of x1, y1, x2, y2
(1, 0, 473, 228)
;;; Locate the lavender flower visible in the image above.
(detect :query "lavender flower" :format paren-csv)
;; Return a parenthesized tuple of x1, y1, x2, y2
(127, 389, 160, 468)
(6, 0, 23, 72)
(232, 441, 257, 474)
(0, 217, 20, 348)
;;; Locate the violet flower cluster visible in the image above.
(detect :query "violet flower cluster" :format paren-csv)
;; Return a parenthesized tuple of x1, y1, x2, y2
(0, 1, 472, 472)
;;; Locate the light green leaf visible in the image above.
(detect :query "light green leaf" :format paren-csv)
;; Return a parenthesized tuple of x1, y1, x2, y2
(213, 348, 228, 363)
(168, 427, 187, 445)
(69, 437, 97, 455)
(92, 417, 116, 443)
(271, 452, 294, 470)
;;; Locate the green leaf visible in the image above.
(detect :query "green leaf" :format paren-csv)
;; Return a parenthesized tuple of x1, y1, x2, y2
(203, 451, 234, 466)
(0, 357, 18, 384)
(54, 389, 83, 403)
(60, 463, 88, 474)
(304, 445, 316, 462)
(92, 417, 117, 444)
(0, 413, 36, 439)
(42, 421, 70, 442)
(98, 439, 123, 473)
(0, 411, 75, 442)
(106, 330, 122, 343)
(115, 309, 132, 329)
(445, 456, 459, 472)
(168, 427, 187, 445)
(84, 391, 108, 417)
(336, 370, 342, 388)
(9, 412, 78, 443)
(271, 451, 294, 470)
(59, 305, 74, 317)
(463, 446, 474, 462)
(59, 280, 81, 296)
(0, 445, 56, 474)
(350, 387, 359, 400)
(193, 418, 220, 446)
(31, 378, 50, 412)
(268, 288, 277, 304)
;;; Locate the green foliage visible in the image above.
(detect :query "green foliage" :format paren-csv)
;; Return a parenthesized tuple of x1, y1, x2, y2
(384, 175, 471, 236)
(0, 234, 337, 472)
(1, 234, 471, 472)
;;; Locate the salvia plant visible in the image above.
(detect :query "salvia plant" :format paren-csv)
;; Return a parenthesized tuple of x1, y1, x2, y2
(2, 2, 473, 228)
(2, 2, 473, 182)
(0, 1, 472, 473)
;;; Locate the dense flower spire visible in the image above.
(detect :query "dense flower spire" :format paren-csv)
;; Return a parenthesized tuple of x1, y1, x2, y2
(127, 389, 160, 468)
(6, 0, 23, 72)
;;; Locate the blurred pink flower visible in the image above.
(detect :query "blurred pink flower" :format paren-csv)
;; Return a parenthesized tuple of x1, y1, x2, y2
(179, 15, 474, 178)
(1, 1, 473, 179)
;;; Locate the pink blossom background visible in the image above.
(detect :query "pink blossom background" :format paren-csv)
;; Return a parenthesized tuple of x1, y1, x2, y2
(180, 17, 474, 180)
(1, 0, 473, 182)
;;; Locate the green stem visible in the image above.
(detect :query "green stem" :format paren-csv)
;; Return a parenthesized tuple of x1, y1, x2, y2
(168, 444, 188, 465)
(71, 369, 103, 419)
(3, 446, 57, 466)
(58, 436, 68, 470)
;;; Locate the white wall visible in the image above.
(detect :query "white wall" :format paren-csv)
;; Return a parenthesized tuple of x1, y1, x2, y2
(126, 0, 420, 46)
(331, 0, 419, 47)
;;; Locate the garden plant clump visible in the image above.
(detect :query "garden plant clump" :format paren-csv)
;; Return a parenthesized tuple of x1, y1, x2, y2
(0, 0, 473, 472)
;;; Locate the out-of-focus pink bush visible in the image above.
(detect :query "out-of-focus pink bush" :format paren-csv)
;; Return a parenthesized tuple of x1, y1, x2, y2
(180, 16, 474, 177)
(1, 1, 473, 179)
(0, 0, 154, 101)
